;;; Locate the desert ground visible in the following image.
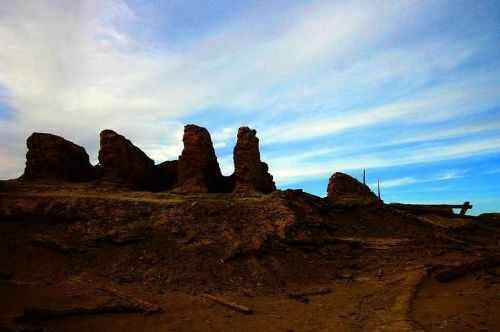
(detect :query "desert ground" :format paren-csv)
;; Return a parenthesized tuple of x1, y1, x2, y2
(1, 181, 499, 332)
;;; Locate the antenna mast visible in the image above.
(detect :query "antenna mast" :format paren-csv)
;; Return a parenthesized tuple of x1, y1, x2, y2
(377, 179, 381, 200)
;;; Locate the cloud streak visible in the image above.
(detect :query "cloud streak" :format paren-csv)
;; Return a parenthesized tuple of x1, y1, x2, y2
(0, 0, 499, 212)
(373, 169, 468, 190)
(271, 136, 500, 185)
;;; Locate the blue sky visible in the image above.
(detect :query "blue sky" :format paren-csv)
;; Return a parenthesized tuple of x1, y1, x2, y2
(0, 1, 499, 214)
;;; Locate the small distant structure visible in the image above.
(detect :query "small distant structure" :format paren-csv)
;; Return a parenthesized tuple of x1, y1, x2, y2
(459, 201, 473, 215)
(389, 202, 473, 216)
(362, 169, 366, 185)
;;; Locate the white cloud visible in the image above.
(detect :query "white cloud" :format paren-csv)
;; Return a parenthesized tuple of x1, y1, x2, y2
(435, 169, 468, 181)
(0, 0, 499, 185)
(259, 74, 500, 145)
(370, 169, 468, 190)
(211, 127, 237, 149)
(270, 137, 500, 185)
(0, 0, 204, 170)
(393, 120, 500, 145)
(0, 148, 23, 179)
(217, 155, 234, 176)
(376, 177, 417, 189)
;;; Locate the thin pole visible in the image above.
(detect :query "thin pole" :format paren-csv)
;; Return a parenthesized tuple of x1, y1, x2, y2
(363, 169, 366, 185)
(377, 179, 381, 200)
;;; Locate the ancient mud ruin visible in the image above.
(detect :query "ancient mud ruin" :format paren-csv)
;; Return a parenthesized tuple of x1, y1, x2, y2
(97, 129, 156, 188)
(22, 133, 95, 182)
(20, 125, 385, 203)
(21, 125, 282, 195)
(175, 125, 226, 193)
(233, 127, 276, 194)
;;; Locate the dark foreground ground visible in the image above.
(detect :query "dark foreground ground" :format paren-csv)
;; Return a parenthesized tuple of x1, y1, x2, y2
(0, 181, 499, 331)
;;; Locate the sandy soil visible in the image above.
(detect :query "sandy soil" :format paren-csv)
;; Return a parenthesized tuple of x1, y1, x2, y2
(0, 182, 499, 331)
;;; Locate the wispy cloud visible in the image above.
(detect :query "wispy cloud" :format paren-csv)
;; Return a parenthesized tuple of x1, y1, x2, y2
(373, 169, 468, 190)
(393, 119, 500, 145)
(376, 177, 417, 189)
(271, 137, 498, 185)
(435, 169, 468, 181)
(0, 0, 499, 202)
(259, 74, 500, 145)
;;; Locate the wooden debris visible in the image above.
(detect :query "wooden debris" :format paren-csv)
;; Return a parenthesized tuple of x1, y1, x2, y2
(459, 201, 473, 216)
(434, 233, 467, 245)
(284, 237, 411, 250)
(202, 294, 253, 314)
(94, 233, 148, 245)
(434, 255, 500, 282)
(96, 286, 162, 314)
(288, 287, 333, 303)
(31, 235, 82, 254)
(389, 202, 473, 216)
(288, 287, 333, 298)
(18, 287, 161, 321)
(19, 299, 158, 321)
(0, 322, 45, 332)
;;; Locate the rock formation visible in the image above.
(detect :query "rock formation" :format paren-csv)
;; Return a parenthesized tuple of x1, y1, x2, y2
(175, 124, 224, 193)
(327, 172, 379, 205)
(233, 127, 275, 193)
(19, 125, 276, 193)
(22, 133, 94, 182)
(98, 130, 154, 188)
